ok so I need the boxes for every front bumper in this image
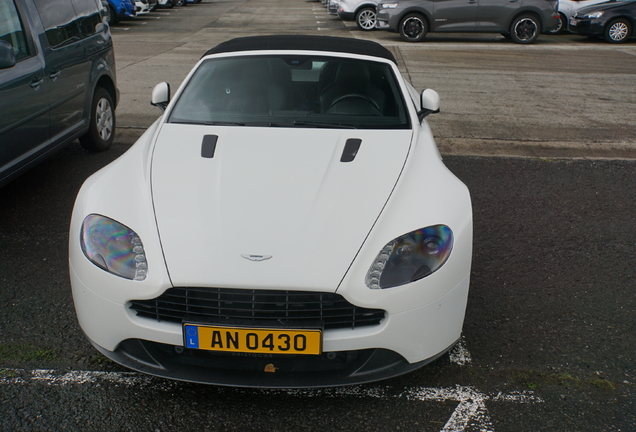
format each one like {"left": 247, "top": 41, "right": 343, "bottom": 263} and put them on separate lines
{"left": 328, "top": 1, "right": 339, "bottom": 14}
{"left": 71, "top": 259, "right": 470, "bottom": 386}
{"left": 567, "top": 18, "right": 604, "bottom": 36}
{"left": 376, "top": 9, "right": 399, "bottom": 32}
{"left": 89, "top": 337, "right": 455, "bottom": 388}
{"left": 337, "top": 10, "right": 355, "bottom": 20}
{"left": 116, "top": 8, "right": 136, "bottom": 19}
{"left": 136, "top": 2, "right": 150, "bottom": 14}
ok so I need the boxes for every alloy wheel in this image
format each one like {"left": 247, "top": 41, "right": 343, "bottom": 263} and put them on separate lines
{"left": 357, "top": 9, "right": 376, "bottom": 31}
{"left": 514, "top": 18, "right": 538, "bottom": 41}
{"left": 96, "top": 97, "right": 114, "bottom": 142}
{"left": 608, "top": 21, "right": 628, "bottom": 42}
{"left": 402, "top": 17, "right": 424, "bottom": 39}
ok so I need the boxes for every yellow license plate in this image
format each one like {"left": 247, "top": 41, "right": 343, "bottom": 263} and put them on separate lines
{"left": 183, "top": 324, "right": 322, "bottom": 355}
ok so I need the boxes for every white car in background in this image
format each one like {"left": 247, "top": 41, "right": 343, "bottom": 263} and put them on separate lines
{"left": 157, "top": 0, "right": 180, "bottom": 7}
{"left": 69, "top": 35, "right": 473, "bottom": 388}
{"left": 550, "top": 0, "right": 610, "bottom": 33}
{"left": 135, "top": 0, "right": 150, "bottom": 15}
{"left": 336, "top": 0, "right": 379, "bottom": 30}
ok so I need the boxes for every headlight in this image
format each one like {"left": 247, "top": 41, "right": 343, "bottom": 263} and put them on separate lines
{"left": 365, "top": 225, "right": 453, "bottom": 289}
{"left": 80, "top": 214, "right": 148, "bottom": 281}
{"left": 380, "top": 2, "right": 399, "bottom": 8}
{"left": 580, "top": 11, "right": 603, "bottom": 19}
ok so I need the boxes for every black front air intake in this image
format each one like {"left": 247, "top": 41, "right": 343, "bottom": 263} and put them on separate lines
{"left": 130, "top": 287, "right": 385, "bottom": 330}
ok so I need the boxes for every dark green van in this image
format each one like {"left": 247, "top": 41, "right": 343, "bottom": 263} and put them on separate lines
{"left": 0, "top": 0, "right": 118, "bottom": 187}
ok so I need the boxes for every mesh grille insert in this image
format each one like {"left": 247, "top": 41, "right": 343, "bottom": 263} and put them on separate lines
{"left": 129, "top": 287, "right": 385, "bottom": 330}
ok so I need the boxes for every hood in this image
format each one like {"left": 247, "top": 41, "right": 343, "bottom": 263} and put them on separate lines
{"left": 577, "top": 0, "right": 634, "bottom": 13}
{"left": 150, "top": 124, "right": 412, "bottom": 291}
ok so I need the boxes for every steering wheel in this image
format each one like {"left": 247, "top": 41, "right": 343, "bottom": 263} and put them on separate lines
{"left": 327, "top": 94, "right": 381, "bottom": 114}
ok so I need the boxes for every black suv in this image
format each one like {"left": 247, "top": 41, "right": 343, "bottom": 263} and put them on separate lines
{"left": 0, "top": 0, "right": 118, "bottom": 187}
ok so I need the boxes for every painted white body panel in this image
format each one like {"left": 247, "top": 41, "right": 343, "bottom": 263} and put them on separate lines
{"left": 70, "top": 260, "right": 469, "bottom": 363}
{"left": 338, "top": 0, "right": 378, "bottom": 15}
{"left": 70, "top": 119, "right": 470, "bottom": 354}
{"left": 151, "top": 124, "right": 412, "bottom": 290}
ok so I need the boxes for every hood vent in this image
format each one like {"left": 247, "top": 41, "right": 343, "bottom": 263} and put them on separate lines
{"left": 341, "top": 138, "right": 362, "bottom": 162}
{"left": 201, "top": 135, "right": 219, "bottom": 158}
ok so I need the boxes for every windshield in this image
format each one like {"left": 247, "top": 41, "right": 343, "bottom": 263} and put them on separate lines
{"left": 168, "top": 55, "right": 411, "bottom": 129}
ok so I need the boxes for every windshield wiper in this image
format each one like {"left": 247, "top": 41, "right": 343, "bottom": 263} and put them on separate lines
{"left": 171, "top": 120, "right": 357, "bottom": 129}
{"left": 170, "top": 120, "right": 247, "bottom": 126}
{"left": 203, "top": 121, "right": 246, "bottom": 126}
{"left": 293, "top": 121, "right": 357, "bottom": 129}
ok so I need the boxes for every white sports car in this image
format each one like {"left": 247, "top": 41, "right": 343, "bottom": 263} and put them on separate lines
{"left": 69, "top": 35, "right": 472, "bottom": 388}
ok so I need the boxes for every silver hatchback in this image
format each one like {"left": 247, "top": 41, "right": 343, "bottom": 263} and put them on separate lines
{"left": 376, "top": 0, "right": 559, "bottom": 43}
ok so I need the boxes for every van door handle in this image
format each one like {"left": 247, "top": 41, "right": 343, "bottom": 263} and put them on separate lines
{"left": 49, "top": 70, "right": 61, "bottom": 80}
{"left": 30, "top": 77, "right": 44, "bottom": 89}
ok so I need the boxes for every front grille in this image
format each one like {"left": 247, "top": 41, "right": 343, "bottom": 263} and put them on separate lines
{"left": 129, "top": 287, "right": 385, "bottom": 330}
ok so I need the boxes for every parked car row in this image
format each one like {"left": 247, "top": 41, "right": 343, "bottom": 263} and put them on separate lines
{"left": 101, "top": 0, "right": 201, "bottom": 24}
{"left": 548, "top": 0, "right": 610, "bottom": 33}
{"left": 325, "top": 0, "right": 636, "bottom": 43}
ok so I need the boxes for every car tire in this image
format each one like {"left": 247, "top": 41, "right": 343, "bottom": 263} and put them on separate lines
{"left": 548, "top": 13, "right": 566, "bottom": 35}
{"left": 510, "top": 14, "right": 540, "bottom": 44}
{"left": 356, "top": 7, "right": 376, "bottom": 31}
{"left": 399, "top": 13, "right": 427, "bottom": 42}
{"left": 604, "top": 19, "right": 631, "bottom": 43}
{"left": 79, "top": 87, "right": 115, "bottom": 152}
{"left": 106, "top": 5, "right": 118, "bottom": 24}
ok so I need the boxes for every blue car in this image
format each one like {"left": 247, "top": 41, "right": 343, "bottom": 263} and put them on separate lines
{"left": 103, "top": 0, "right": 136, "bottom": 24}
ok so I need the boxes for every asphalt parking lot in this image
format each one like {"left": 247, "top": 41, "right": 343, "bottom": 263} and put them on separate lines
{"left": 1, "top": 0, "right": 635, "bottom": 431}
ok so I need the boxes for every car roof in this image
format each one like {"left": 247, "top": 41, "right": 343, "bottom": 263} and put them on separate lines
{"left": 202, "top": 35, "right": 397, "bottom": 65}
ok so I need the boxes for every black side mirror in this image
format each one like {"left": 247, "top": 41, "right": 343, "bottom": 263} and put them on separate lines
{"left": 0, "top": 41, "right": 16, "bottom": 70}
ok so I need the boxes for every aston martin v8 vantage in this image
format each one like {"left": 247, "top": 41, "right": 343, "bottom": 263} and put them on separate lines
{"left": 69, "top": 35, "right": 473, "bottom": 388}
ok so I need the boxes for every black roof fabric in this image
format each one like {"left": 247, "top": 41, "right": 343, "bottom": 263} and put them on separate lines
{"left": 202, "top": 35, "right": 397, "bottom": 64}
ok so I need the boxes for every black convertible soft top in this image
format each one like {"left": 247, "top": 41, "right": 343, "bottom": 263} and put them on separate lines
{"left": 202, "top": 35, "right": 397, "bottom": 64}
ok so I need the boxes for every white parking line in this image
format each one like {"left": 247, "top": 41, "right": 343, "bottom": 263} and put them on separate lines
{"left": 281, "top": 385, "right": 542, "bottom": 432}
{"left": 449, "top": 336, "right": 472, "bottom": 366}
